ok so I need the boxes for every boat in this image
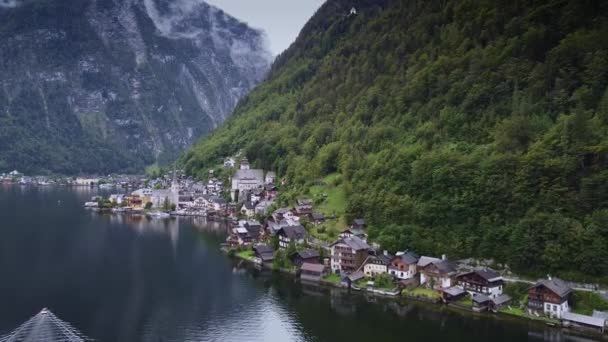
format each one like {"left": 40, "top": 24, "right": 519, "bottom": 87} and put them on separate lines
{"left": 84, "top": 201, "right": 99, "bottom": 208}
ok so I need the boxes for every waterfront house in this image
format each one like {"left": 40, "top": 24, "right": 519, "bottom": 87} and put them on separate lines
{"left": 417, "top": 256, "right": 457, "bottom": 289}
{"left": 330, "top": 236, "right": 371, "bottom": 274}
{"left": 277, "top": 225, "right": 307, "bottom": 248}
{"left": 490, "top": 294, "right": 512, "bottom": 312}
{"left": 362, "top": 252, "right": 392, "bottom": 277}
{"left": 232, "top": 227, "right": 252, "bottom": 245}
{"left": 456, "top": 269, "right": 504, "bottom": 299}
{"left": 528, "top": 278, "right": 572, "bottom": 319}
{"left": 442, "top": 286, "right": 467, "bottom": 303}
{"left": 472, "top": 294, "right": 491, "bottom": 312}
{"left": 300, "top": 263, "right": 327, "bottom": 282}
{"left": 253, "top": 244, "right": 274, "bottom": 265}
{"left": 290, "top": 249, "right": 320, "bottom": 267}
{"left": 210, "top": 196, "right": 227, "bottom": 212}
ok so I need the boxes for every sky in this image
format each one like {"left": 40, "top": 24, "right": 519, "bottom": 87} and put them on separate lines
{"left": 205, "top": 0, "right": 326, "bottom": 55}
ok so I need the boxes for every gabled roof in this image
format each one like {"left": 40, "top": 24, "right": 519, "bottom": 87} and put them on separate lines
{"left": 393, "top": 251, "right": 419, "bottom": 265}
{"left": 417, "top": 256, "right": 441, "bottom": 267}
{"left": 532, "top": 278, "right": 572, "bottom": 297}
{"left": 473, "top": 294, "right": 491, "bottom": 304}
{"left": 491, "top": 294, "right": 512, "bottom": 306}
{"left": 311, "top": 212, "right": 325, "bottom": 220}
{"left": 443, "top": 286, "right": 466, "bottom": 297}
{"left": 301, "top": 262, "right": 325, "bottom": 273}
{"left": 330, "top": 236, "right": 371, "bottom": 251}
{"left": 293, "top": 248, "right": 320, "bottom": 260}
{"left": 254, "top": 244, "right": 273, "bottom": 255}
{"left": 562, "top": 312, "right": 606, "bottom": 328}
{"left": 278, "top": 225, "right": 306, "bottom": 240}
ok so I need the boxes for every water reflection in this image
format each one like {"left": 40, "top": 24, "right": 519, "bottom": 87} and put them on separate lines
{"left": 0, "top": 186, "right": 605, "bottom": 342}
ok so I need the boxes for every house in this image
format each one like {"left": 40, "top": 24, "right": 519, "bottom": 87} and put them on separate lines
{"left": 389, "top": 251, "right": 419, "bottom": 280}
{"left": 351, "top": 218, "right": 365, "bottom": 230}
{"left": 330, "top": 236, "right": 371, "bottom": 274}
{"left": 272, "top": 207, "right": 293, "bottom": 222}
{"left": 265, "top": 171, "right": 276, "bottom": 184}
{"left": 241, "top": 202, "right": 256, "bottom": 218}
{"left": 472, "top": 294, "right": 491, "bottom": 312}
{"left": 442, "top": 286, "right": 467, "bottom": 303}
{"left": 277, "top": 225, "right": 307, "bottom": 248}
{"left": 264, "top": 184, "right": 278, "bottom": 199}
{"left": 231, "top": 220, "right": 263, "bottom": 245}
{"left": 339, "top": 228, "right": 367, "bottom": 241}
{"left": 232, "top": 226, "right": 252, "bottom": 245}
{"left": 417, "top": 256, "right": 457, "bottom": 289}
{"left": 253, "top": 244, "right": 274, "bottom": 265}
{"left": 490, "top": 294, "right": 512, "bottom": 312}
{"left": 311, "top": 212, "right": 325, "bottom": 225}
{"left": 528, "top": 278, "right": 572, "bottom": 319}
{"left": 250, "top": 190, "right": 263, "bottom": 203}
{"left": 210, "top": 196, "right": 227, "bottom": 211}
{"left": 300, "top": 263, "right": 327, "bottom": 282}
{"left": 456, "top": 269, "right": 504, "bottom": 298}
{"left": 239, "top": 158, "right": 250, "bottom": 170}
{"left": 291, "top": 249, "right": 320, "bottom": 267}
{"left": 341, "top": 271, "right": 365, "bottom": 288}
{"left": 362, "top": 252, "right": 392, "bottom": 277}
{"left": 294, "top": 204, "right": 313, "bottom": 217}
{"left": 297, "top": 198, "right": 313, "bottom": 206}
{"left": 254, "top": 200, "right": 274, "bottom": 216}
{"left": 562, "top": 312, "right": 606, "bottom": 333}
{"left": 224, "top": 157, "right": 236, "bottom": 168}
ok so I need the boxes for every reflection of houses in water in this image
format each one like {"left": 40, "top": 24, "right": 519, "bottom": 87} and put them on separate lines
{"left": 527, "top": 329, "right": 595, "bottom": 342}
{"left": 301, "top": 283, "right": 329, "bottom": 298}
{"left": 329, "top": 288, "right": 357, "bottom": 316}
{"left": 386, "top": 301, "right": 415, "bottom": 317}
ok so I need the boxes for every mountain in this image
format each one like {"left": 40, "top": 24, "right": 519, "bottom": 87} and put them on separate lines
{"left": 0, "top": 0, "right": 271, "bottom": 174}
{"left": 183, "top": 0, "right": 608, "bottom": 280}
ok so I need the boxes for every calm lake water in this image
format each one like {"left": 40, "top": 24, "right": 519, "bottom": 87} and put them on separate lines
{"left": 0, "top": 185, "right": 603, "bottom": 341}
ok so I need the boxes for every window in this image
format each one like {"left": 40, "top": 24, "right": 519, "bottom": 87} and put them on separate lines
{"left": 553, "top": 305, "right": 558, "bottom": 311}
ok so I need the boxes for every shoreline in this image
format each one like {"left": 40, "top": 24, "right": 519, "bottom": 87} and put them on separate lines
{"left": 229, "top": 249, "right": 608, "bottom": 340}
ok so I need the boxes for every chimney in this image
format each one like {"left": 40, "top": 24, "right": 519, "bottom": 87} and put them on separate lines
{"left": 442, "top": 254, "right": 447, "bottom": 260}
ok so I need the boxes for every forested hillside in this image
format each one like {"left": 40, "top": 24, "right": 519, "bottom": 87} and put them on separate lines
{"left": 183, "top": 0, "right": 608, "bottom": 280}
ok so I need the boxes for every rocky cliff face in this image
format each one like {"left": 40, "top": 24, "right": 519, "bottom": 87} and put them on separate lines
{"left": 0, "top": 0, "right": 271, "bottom": 174}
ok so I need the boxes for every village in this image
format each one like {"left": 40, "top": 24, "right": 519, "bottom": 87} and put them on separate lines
{"left": 7, "top": 156, "right": 608, "bottom": 336}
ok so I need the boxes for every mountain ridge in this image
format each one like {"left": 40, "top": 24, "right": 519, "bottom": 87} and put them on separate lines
{"left": 184, "top": 0, "right": 608, "bottom": 280}
{"left": 0, "top": 0, "right": 271, "bottom": 174}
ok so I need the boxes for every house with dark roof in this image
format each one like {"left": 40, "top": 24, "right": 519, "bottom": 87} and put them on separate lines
{"left": 330, "top": 236, "right": 372, "bottom": 274}
{"left": 389, "top": 251, "right": 419, "bottom": 280}
{"left": 277, "top": 225, "right": 307, "bottom": 248}
{"left": 339, "top": 227, "right": 367, "bottom": 241}
{"left": 300, "top": 262, "right": 327, "bottom": 282}
{"left": 290, "top": 249, "right": 320, "bottom": 267}
{"left": 417, "top": 256, "right": 458, "bottom": 289}
{"left": 311, "top": 212, "right": 325, "bottom": 225}
{"left": 362, "top": 252, "right": 392, "bottom": 277}
{"left": 456, "top": 269, "right": 504, "bottom": 298}
{"left": 351, "top": 219, "right": 366, "bottom": 230}
{"left": 253, "top": 244, "right": 274, "bottom": 265}
{"left": 528, "top": 278, "right": 572, "bottom": 319}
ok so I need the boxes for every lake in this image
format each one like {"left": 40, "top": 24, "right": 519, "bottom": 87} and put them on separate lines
{"left": 0, "top": 185, "right": 601, "bottom": 341}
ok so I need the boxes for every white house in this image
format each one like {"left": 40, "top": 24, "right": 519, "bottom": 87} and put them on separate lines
{"left": 528, "top": 278, "right": 572, "bottom": 319}
{"left": 265, "top": 171, "right": 276, "bottom": 184}
{"left": 389, "top": 251, "right": 419, "bottom": 280}
{"left": 417, "top": 256, "right": 457, "bottom": 289}
{"left": 362, "top": 253, "right": 392, "bottom": 277}
{"left": 456, "top": 269, "right": 504, "bottom": 299}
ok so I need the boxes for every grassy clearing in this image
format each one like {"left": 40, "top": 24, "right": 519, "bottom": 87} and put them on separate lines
{"left": 403, "top": 287, "right": 441, "bottom": 300}
{"left": 236, "top": 250, "right": 255, "bottom": 261}
{"left": 309, "top": 173, "right": 348, "bottom": 216}
{"left": 323, "top": 273, "right": 342, "bottom": 284}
